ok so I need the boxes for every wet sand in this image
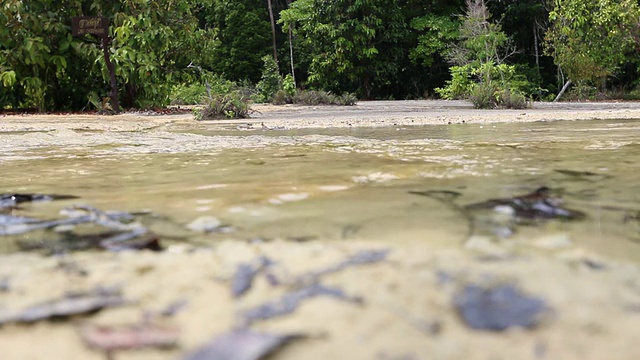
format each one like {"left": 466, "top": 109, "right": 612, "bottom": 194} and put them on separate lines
{"left": 1, "top": 100, "right": 640, "bottom": 360}
{"left": 4, "top": 100, "right": 640, "bottom": 132}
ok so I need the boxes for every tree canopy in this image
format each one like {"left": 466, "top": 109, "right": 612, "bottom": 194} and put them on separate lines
{"left": 1, "top": 0, "right": 639, "bottom": 111}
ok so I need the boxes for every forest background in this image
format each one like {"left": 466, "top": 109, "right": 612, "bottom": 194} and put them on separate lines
{"left": 1, "top": 0, "right": 640, "bottom": 112}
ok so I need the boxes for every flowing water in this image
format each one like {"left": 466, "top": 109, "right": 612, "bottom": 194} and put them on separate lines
{"left": 2, "top": 119, "right": 639, "bottom": 261}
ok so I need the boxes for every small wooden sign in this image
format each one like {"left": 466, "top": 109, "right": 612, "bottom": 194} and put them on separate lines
{"left": 71, "top": 16, "right": 119, "bottom": 113}
{"left": 72, "top": 17, "right": 108, "bottom": 37}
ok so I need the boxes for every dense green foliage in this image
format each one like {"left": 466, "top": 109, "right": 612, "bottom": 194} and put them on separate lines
{"left": 545, "top": 0, "right": 640, "bottom": 90}
{"left": 1, "top": 0, "right": 640, "bottom": 111}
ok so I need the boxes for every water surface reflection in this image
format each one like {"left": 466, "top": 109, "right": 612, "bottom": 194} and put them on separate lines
{"left": 2, "top": 119, "right": 638, "bottom": 260}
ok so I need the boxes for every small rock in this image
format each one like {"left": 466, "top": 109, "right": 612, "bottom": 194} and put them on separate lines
{"left": 464, "top": 236, "right": 510, "bottom": 256}
{"left": 318, "top": 185, "right": 349, "bottom": 192}
{"left": 352, "top": 172, "right": 399, "bottom": 184}
{"left": 183, "top": 329, "right": 303, "bottom": 360}
{"left": 276, "top": 193, "right": 309, "bottom": 202}
{"left": 532, "top": 233, "right": 572, "bottom": 250}
{"left": 0, "top": 276, "right": 9, "bottom": 292}
{"left": 186, "top": 216, "right": 222, "bottom": 233}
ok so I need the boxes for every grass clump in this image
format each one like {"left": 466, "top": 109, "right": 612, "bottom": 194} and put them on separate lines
{"left": 194, "top": 91, "right": 253, "bottom": 120}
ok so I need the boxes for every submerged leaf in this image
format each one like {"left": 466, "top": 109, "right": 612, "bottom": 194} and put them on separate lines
{"left": 453, "top": 283, "right": 550, "bottom": 331}
{"left": 183, "top": 329, "right": 304, "bottom": 360}
{"left": 80, "top": 323, "right": 180, "bottom": 351}
{"left": 466, "top": 187, "right": 586, "bottom": 221}
{"left": 0, "top": 288, "right": 128, "bottom": 325}
{"left": 242, "top": 284, "right": 362, "bottom": 325}
{"left": 0, "top": 193, "right": 78, "bottom": 208}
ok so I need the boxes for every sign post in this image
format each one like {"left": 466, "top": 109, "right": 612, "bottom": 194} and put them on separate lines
{"left": 72, "top": 16, "right": 120, "bottom": 113}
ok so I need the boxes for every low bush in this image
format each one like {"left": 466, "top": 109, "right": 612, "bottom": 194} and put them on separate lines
{"left": 292, "top": 90, "right": 357, "bottom": 106}
{"left": 270, "top": 89, "right": 356, "bottom": 106}
{"left": 170, "top": 83, "right": 207, "bottom": 105}
{"left": 565, "top": 83, "right": 597, "bottom": 101}
{"left": 469, "top": 82, "right": 498, "bottom": 109}
{"left": 495, "top": 88, "right": 529, "bottom": 109}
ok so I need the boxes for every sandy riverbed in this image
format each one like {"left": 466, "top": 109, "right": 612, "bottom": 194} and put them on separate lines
{"left": 1, "top": 100, "right": 640, "bottom": 360}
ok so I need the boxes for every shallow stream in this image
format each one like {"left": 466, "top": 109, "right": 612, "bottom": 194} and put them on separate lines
{"left": 2, "top": 119, "right": 639, "bottom": 261}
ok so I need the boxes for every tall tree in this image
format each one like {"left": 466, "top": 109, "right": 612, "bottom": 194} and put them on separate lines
{"left": 266, "top": 0, "right": 279, "bottom": 64}
{"left": 280, "top": 0, "right": 408, "bottom": 98}
{"left": 203, "top": 0, "right": 272, "bottom": 82}
{"left": 545, "top": 0, "right": 640, "bottom": 94}
{"left": 0, "top": 0, "right": 217, "bottom": 110}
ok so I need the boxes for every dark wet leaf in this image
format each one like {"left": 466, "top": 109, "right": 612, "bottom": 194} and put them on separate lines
{"left": 99, "top": 229, "right": 162, "bottom": 252}
{"left": 466, "top": 187, "right": 586, "bottom": 221}
{"left": 0, "top": 193, "right": 78, "bottom": 208}
{"left": 0, "top": 288, "right": 128, "bottom": 325}
{"left": 8, "top": 205, "right": 160, "bottom": 253}
{"left": 232, "top": 263, "right": 260, "bottom": 298}
{"left": 581, "top": 258, "right": 607, "bottom": 271}
{"left": 408, "top": 190, "right": 462, "bottom": 202}
{"left": 554, "top": 169, "right": 612, "bottom": 181}
{"left": 80, "top": 323, "right": 180, "bottom": 351}
{"left": 453, "top": 284, "right": 550, "bottom": 331}
{"left": 231, "top": 257, "right": 275, "bottom": 298}
{"left": 157, "top": 300, "right": 189, "bottom": 318}
{"left": 623, "top": 211, "right": 640, "bottom": 223}
{"left": 0, "top": 276, "right": 9, "bottom": 292}
{"left": 0, "top": 214, "right": 40, "bottom": 225}
{"left": 16, "top": 229, "right": 161, "bottom": 254}
{"left": 183, "top": 329, "right": 304, "bottom": 360}
{"left": 293, "top": 249, "right": 389, "bottom": 285}
{"left": 1, "top": 216, "right": 89, "bottom": 236}
{"left": 242, "top": 284, "right": 362, "bottom": 325}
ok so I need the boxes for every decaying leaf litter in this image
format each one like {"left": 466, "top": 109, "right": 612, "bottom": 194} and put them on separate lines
{"left": 1, "top": 189, "right": 640, "bottom": 360}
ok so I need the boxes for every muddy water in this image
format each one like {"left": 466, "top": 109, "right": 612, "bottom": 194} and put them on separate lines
{"left": 2, "top": 119, "right": 639, "bottom": 261}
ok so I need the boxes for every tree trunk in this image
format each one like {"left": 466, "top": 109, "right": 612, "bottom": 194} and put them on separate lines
{"left": 554, "top": 79, "right": 572, "bottom": 102}
{"left": 288, "top": 25, "right": 296, "bottom": 85}
{"left": 286, "top": 0, "right": 295, "bottom": 85}
{"left": 102, "top": 36, "right": 120, "bottom": 113}
{"left": 266, "top": 0, "right": 278, "bottom": 64}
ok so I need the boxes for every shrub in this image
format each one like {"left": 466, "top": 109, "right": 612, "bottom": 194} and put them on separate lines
{"left": 565, "top": 83, "right": 597, "bottom": 101}
{"left": 272, "top": 90, "right": 292, "bottom": 105}
{"left": 495, "top": 88, "right": 529, "bottom": 109}
{"left": 335, "top": 92, "right": 358, "bottom": 106}
{"left": 282, "top": 74, "right": 296, "bottom": 96}
{"left": 170, "top": 83, "right": 207, "bottom": 105}
{"left": 256, "top": 55, "right": 282, "bottom": 103}
{"left": 435, "top": 65, "right": 475, "bottom": 99}
{"left": 194, "top": 91, "right": 253, "bottom": 120}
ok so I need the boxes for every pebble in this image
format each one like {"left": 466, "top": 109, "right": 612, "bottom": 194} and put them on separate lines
{"left": 532, "top": 233, "right": 572, "bottom": 250}
{"left": 186, "top": 216, "right": 222, "bottom": 233}
{"left": 276, "top": 193, "right": 309, "bottom": 202}
{"left": 319, "top": 185, "right": 349, "bottom": 192}
{"left": 465, "top": 236, "right": 510, "bottom": 256}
